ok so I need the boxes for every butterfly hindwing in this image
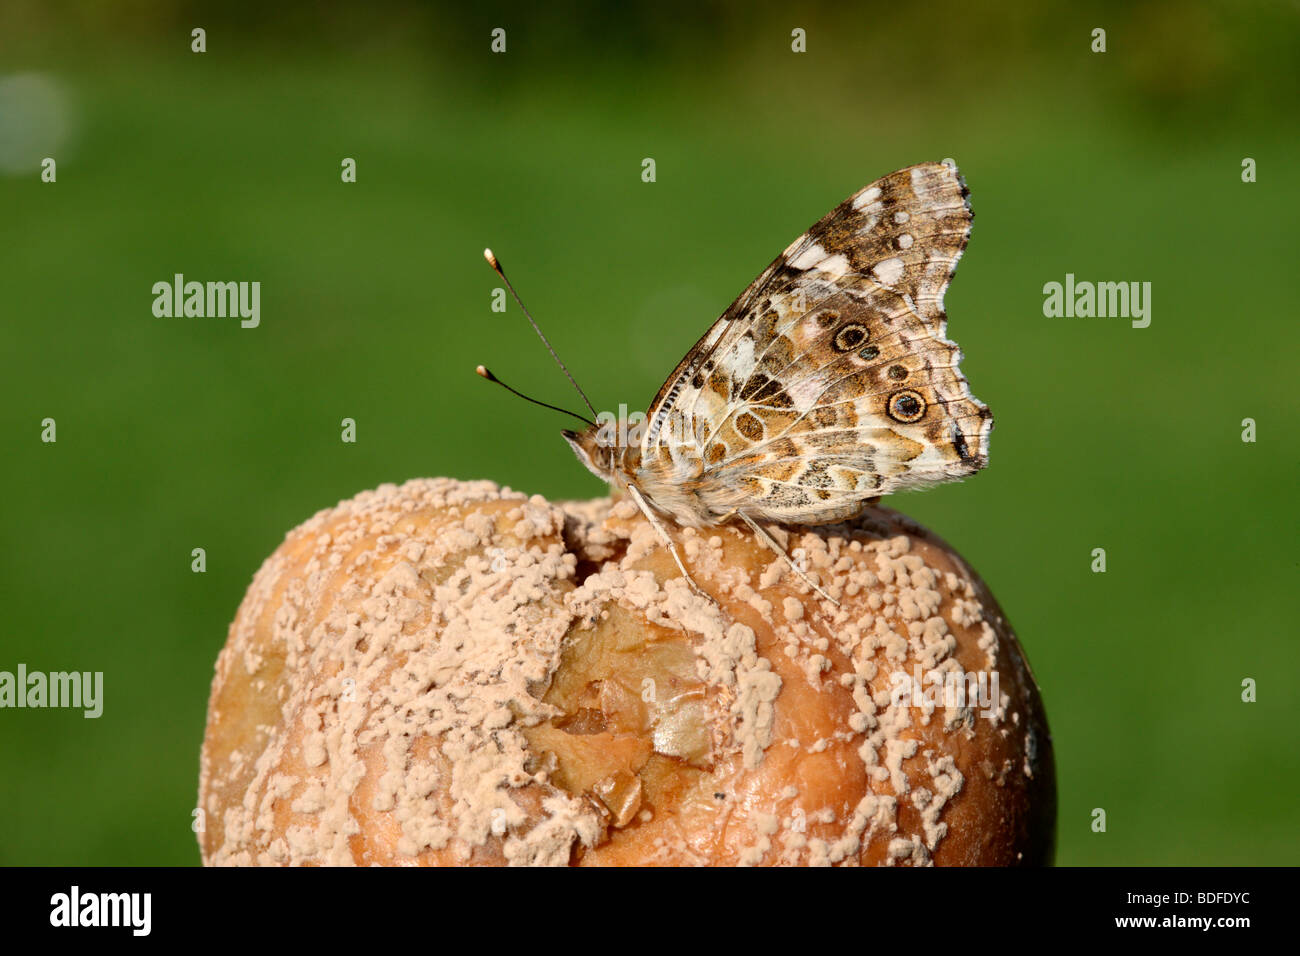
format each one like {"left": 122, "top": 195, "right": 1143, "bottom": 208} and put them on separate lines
{"left": 635, "top": 161, "right": 991, "bottom": 525}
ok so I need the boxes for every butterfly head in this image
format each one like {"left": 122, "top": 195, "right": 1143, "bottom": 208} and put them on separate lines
{"left": 561, "top": 426, "right": 623, "bottom": 483}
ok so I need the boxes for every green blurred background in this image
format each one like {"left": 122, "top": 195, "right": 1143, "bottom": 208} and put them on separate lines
{"left": 1, "top": 1, "right": 1296, "bottom": 865}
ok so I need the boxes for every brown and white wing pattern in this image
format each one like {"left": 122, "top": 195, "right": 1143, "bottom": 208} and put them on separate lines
{"left": 633, "top": 161, "right": 992, "bottom": 525}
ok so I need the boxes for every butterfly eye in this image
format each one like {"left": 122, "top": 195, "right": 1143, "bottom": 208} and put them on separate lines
{"left": 888, "top": 389, "right": 926, "bottom": 423}
{"left": 832, "top": 324, "right": 869, "bottom": 352}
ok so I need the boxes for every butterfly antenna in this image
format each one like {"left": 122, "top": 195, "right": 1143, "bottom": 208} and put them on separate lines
{"left": 483, "top": 248, "right": 599, "bottom": 420}
{"left": 475, "top": 365, "right": 596, "bottom": 428}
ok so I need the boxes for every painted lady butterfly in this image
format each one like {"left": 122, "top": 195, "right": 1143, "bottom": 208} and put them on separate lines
{"left": 483, "top": 161, "right": 991, "bottom": 604}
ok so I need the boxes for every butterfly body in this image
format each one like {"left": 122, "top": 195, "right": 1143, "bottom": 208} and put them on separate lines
{"left": 563, "top": 161, "right": 992, "bottom": 538}
{"left": 563, "top": 426, "right": 718, "bottom": 528}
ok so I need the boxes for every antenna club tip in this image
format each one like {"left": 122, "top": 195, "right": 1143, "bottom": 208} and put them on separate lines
{"left": 475, "top": 364, "right": 495, "bottom": 381}
{"left": 483, "top": 248, "right": 499, "bottom": 269}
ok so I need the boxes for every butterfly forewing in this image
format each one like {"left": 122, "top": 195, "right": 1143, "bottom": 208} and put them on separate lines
{"left": 633, "top": 161, "right": 991, "bottom": 526}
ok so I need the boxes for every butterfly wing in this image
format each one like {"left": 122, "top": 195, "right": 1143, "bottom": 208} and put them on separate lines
{"left": 636, "top": 161, "right": 991, "bottom": 525}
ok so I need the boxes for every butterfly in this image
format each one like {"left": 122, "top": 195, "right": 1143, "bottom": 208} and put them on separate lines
{"left": 481, "top": 161, "right": 991, "bottom": 605}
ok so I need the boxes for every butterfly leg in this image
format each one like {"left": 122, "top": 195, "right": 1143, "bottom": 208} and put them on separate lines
{"left": 625, "top": 484, "right": 716, "bottom": 604}
{"left": 736, "top": 512, "right": 840, "bottom": 607}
